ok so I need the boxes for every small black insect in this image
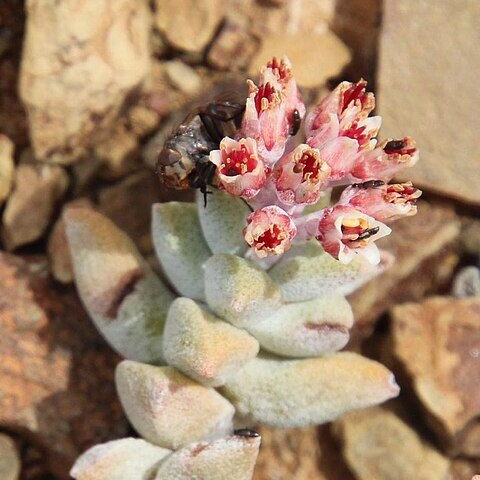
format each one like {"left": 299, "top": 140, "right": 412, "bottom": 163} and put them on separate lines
{"left": 356, "top": 226, "right": 380, "bottom": 241}
{"left": 157, "top": 97, "right": 245, "bottom": 206}
{"left": 384, "top": 139, "right": 405, "bottom": 151}
{"left": 289, "top": 108, "right": 302, "bottom": 136}
{"left": 234, "top": 428, "right": 261, "bottom": 438}
{"left": 351, "top": 180, "right": 385, "bottom": 189}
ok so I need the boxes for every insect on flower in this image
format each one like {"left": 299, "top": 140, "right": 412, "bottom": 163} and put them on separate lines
{"left": 156, "top": 96, "right": 246, "bottom": 206}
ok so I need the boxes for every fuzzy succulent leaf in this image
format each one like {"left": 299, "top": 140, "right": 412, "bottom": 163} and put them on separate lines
{"left": 197, "top": 190, "right": 250, "bottom": 256}
{"left": 154, "top": 435, "right": 260, "bottom": 480}
{"left": 221, "top": 353, "right": 399, "bottom": 428}
{"left": 152, "top": 202, "right": 211, "bottom": 301}
{"left": 247, "top": 295, "right": 353, "bottom": 357}
{"left": 268, "top": 240, "right": 390, "bottom": 302}
{"left": 163, "top": 298, "right": 259, "bottom": 387}
{"left": 204, "top": 254, "right": 282, "bottom": 328}
{"left": 70, "top": 438, "right": 171, "bottom": 480}
{"left": 115, "top": 361, "right": 235, "bottom": 449}
{"left": 64, "top": 208, "right": 174, "bottom": 363}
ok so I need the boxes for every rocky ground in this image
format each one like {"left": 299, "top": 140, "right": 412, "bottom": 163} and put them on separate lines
{"left": 0, "top": 0, "right": 479, "bottom": 479}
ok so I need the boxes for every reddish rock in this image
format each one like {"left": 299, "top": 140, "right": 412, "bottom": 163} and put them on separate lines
{"left": 348, "top": 201, "right": 460, "bottom": 344}
{"left": 0, "top": 253, "right": 127, "bottom": 479}
{"left": 392, "top": 296, "right": 480, "bottom": 454}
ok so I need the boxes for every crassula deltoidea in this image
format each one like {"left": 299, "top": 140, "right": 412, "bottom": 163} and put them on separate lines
{"left": 69, "top": 56, "right": 421, "bottom": 479}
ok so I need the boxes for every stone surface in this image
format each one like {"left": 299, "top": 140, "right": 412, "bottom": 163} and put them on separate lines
{"left": 0, "top": 134, "right": 14, "bottom": 206}
{"left": 249, "top": 30, "right": 351, "bottom": 88}
{"left": 254, "top": 425, "right": 354, "bottom": 480}
{"left": 378, "top": 0, "right": 480, "bottom": 205}
{"left": 0, "top": 434, "right": 20, "bottom": 480}
{"left": 95, "top": 125, "right": 140, "bottom": 180}
{"left": 48, "top": 198, "right": 94, "bottom": 284}
{"left": 334, "top": 407, "right": 451, "bottom": 480}
{"left": 0, "top": 2, "right": 29, "bottom": 148}
{"left": 165, "top": 61, "right": 202, "bottom": 96}
{"left": 207, "top": 17, "right": 259, "bottom": 71}
{"left": 348, "top": 201, "right": 460, "bottom": 343}
{"left": 392, "top": 297, "right": 480, "bottom": 453}
{"left": 0, "top": 253, "right": 127, "bottom": 479}
{"left": 153, "top": 0, "right": 224, "bottom": 53}
{"left": 2, "top": 162, "right": 69, "bottom": 250}
{"left": 20, "top": 0, "right": 151, "bottom": 163}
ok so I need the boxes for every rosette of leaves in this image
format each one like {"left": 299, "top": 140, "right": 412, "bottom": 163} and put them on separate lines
{"left": 67, "top": 190, "right": 399, "bottom": 480}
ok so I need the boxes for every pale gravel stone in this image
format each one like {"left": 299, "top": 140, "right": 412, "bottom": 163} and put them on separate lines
{"left": 379, "top": 0, "right": 480, "bottom": 205}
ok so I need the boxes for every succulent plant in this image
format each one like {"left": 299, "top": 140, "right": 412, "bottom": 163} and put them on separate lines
{"left": 68, "top": 57, "right": 420, "bottom": 479}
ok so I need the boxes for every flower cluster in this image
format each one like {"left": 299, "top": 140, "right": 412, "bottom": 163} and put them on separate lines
{"left": 209, "top": 56, "right": 421, "bottom": 264}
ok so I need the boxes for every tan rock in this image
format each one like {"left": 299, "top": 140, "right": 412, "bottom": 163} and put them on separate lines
{"left": 20, "top": 0, "right": 151, "bottom": 163}
{"left": 0, "top": 254, "right": 127, "bottom": 478}
{"left": 48, "top": 198, "right": 94, "bottom": 284}
{"left": 249, "top": 30, "right": 351, "bottom": 88}
{"left": 2, "top": 162, "right": 69, "bottom": 250}
{"left": 378, "top": 0, "right": 480, "bottom": 205}
{"left": 334, "top": 407, "right": 451, "bottom": 480}
{"left": 348, "top": 201, "right": 460, "bottom": 343}
{"left": 95, "top": 125, "right": 140, "bottom": 180}
{"left": 254, "top": 425, "right": 354, "bottom": 480}
{"left": 153, "top": 0, "right": 224, "bottom": 53}
{"left": 0, "top": 134, "right": 14, "bottom": 206}
{"left": 207, "top": 17, "right": 260, "bottom": 71}
{"left": 0, "top": 434, "right": 20, "bottom": 480}
{"left": 457, "top": 419, "right": 480, "bottom": 457}
{"left": 165, "top": 60, "right": 202, "bottom": 96}
{"left": 460, "top": 217, "right": 480, "bottom": 256}
{"left": 392, "top": 297, "right": 480, "bottom": 453}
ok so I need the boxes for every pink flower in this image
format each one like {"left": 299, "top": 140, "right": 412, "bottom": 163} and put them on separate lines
{"left": 351, "top": 137, "right": 419, "bottom": 181}
{"left": 305, "top": 80, "right": 379, "bottom": 149}
{"left": 241, "top": 69, "right": 289, "bottom": 164}
{"left": 316, "top": 205, "right": 391, "bottom": 264}
{"left": 273, "top": 144, "right": 331, "bottom": 205}
{"left": 210, "top": 137, "right": 266, "bottom": 198}
{"left": 340, "top": 181, "right": 422, "bottom": 223}
{"left": 264, "top": 56, "right": 306, "bottom": 135}
{"left": 244, "top": 206, "right": 297, "bottom": 258}
{"left": 304, "top": 80, "right": 381, "bottom": 182}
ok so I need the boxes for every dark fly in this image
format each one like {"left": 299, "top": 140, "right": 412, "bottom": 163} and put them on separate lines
{"left": 156, "top": 98, "right": 245, "bottom": 206}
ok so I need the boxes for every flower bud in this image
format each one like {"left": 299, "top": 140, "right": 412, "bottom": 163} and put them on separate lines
{"left": 317, "top": 205, "right": 391, "bottom": 265}
{"left": 244, "top": 206, "right": 297, "bottom": 258}
{"left": 210, "top": 137, "right": 266, "bottom": 198}
{"left": 273, "top": 144, "right": 331, "bottom": 205}
{"left": 241, "top": 69, "right": 289, "bottom": 164}
{"left": 305, "top": 80, "right": 378, "bottom": 149}
{"left": 264, "top": 55, "right": 306, "bottom": 135}
{"left": 340, "top": 181, "right": 422, "bottom": 223}
{"left": 351, "top": 137, "right": 419, "bottom": 181}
